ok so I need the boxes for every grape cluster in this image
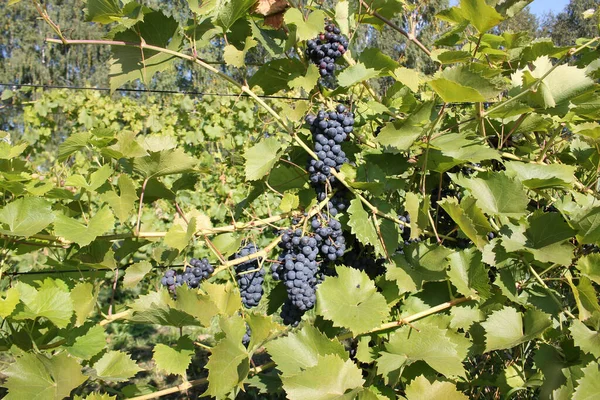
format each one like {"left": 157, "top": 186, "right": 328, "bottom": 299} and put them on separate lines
{"left": 343, "top": 243, "right": 385, "bottom": 279}
{"left": 242, "top": 324, "right": 251, "bottom": 348}
{"left": 234, "top": 244, "right": 265, "bottom": 308}
{"left": 272, "top": 228, "right": 320, "bottom": 311}
{"left": 160, "top": 258, "right": 214, "bottom": 292}
{"left": 312, "top": 217, "right": 346, "bottom": 262}
{"left": 306, "top": 23, "right": 348, "bottom": 77}
{"left": 305, "top": 104, "right": 353, "bottom": 190}
{"left": 280, "top": 299, "right": 305, "bottom": 327}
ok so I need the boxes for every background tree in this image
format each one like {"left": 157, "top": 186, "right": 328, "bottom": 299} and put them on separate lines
{"left": 541, "top": 0, "right": 599, "bottom": 45}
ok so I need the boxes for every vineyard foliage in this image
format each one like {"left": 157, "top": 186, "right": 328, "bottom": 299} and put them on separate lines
{"left": 0, "top": 0, "right": 600, "bottom": 399}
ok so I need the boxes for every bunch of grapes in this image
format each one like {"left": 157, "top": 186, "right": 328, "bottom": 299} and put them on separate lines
{"left": 305, "top": 104, "right": 353, "bottom": 189}
{"left": 234, "top": 244, "right": 265, "bottom": 308}
{"left": 272, "top": 228, "right": 320, "bottom": 312}
{"left": 306, "top": 23, "right": 349, "bottom": 77}
{"left": 312, "top": 217, "right": 346, "bottom": 262}
{"left": 242, "top": 324, "right": 251, "bottom": 348}
{"left": 160, "top": 258, "right": 214, "bottom": 292}
{"left": 343, "top": 243, "right": 385, "bottom": 279}
{"left": 280, "top": 299, "right": 305, "bottom": 327}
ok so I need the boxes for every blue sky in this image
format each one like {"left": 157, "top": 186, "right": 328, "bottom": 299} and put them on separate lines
{"left": 449, "top": 0, "right": 570, "bottom": 16}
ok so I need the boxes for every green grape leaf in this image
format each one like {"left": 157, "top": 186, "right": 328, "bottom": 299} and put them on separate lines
{"left": 245, "top": 313, "right": 283, "bottom": 352}
{"left": 447, "top": 248, "right": 491, "bottom": 300}
{"left": 281, "top": 354, "right": 364, "bottom": 400}
{"left": 54, "top": 206, "right": 115, "bottom": 246}
{"left": 428, "top": 132, "right": 500, "bottom": 170}
{"left": 86, "top": 0, "right": 123, "bottom": 24}
{"left": 505, "top": 162, "right": 577, "bottom": 189}
{"left": 265, "top": 325, "right": 347, "bottom": 377}
{"left": 575, "top": 253, "right": 600, "bottom": 285}
{"left": 153, "top": 338, "right": 195, "bottom": 377}
{"left": 337, "top": 63, "right": 380, "bottom": 87}
{"left": 570, "top": 320, "right": 600, "bottom": 358}
{"left": 284, "top": 9, "right": 326, "bottom": 41}
{"left": 174, "top": 287, "right": 221, "bottom": 326}
{"left": 250, "top": 21, "right": 286, "bottom": 56}
{"left": 316, "top": 267, "right": 389, "bottom": 335}
{"left": 164, "top": 217, "right": 197, "bottom": 251}
{"left": 58, "top": 132, "right": 92, "bottom": 162}
{"left": 211, "top": 233, "right": 243, "bottom": 259}
{"left": 14, "top": 281, "right": 74, "bottom": 328}
{"left": 128, "top": 288, "right": 202, "bottom": 327}
{"left": 449, "top": 303, "right": 485, "bottom": 330}
{"left": 0, "top": 287, "right": 20, "bottom": 318}
{"left": 376, "top": 101, "right": 434, "bottom": 152}
{"left": 452, "top": 171, "right": 529, "bottom": 217}
{"left": 99, "top": 175, "right": 138, "bottom": 222}
{"left": 385, "top": 322, "right": 467, "bottom": 378}
{"left": 132, "top": 148, "right": 197, "bottom": 178}
{"left": 65, "top": 164, "right": 112, "bottom": 192}
{"left": 93, "top": 351, "right": 143, "bottom": 382}
{"left": 3, "top": 353, "right": 87, "bottom": 400}
{"left": 71, "top": 282, "right": 97, "bottom": 326}
{"left": 430, "top": 66, "right": 504, "bottom": 102}
{"left": 223, "top": 38, "right": 257, "bottom": 68}
{"left": 439, "top": 197, "right": 490, "bottom": 249}
{"left": 347, "top": 199, "right": 382, "bottom": 255}
{"left": 573, "top": 362, "right": 600, "bottom": 400}
{"left": 481, "top": 307, "right": 551, "bottom": 352}
{"left": 0, "top": 141, "right": 28, "bottom": 160}
{"left": 459, "top": 0, "right": 504, "bottom": 33}
{"left": 244, "top": 138, "right": 283, "bottom": 181}
{"left": 109, "top": 12, "right": 183, "bottom": 90}
{"left": 386, "top": 244, "right": 451, "bottom": 294}
{"left": 405, "top": 375, "right": 469, "bottom": 400}
{"left": 0, "top": 197, "right": 55, "bottom": 237}
{"left": 202, "top": 281, "right": 243, "bottom": 317}
{"left": 67, "top": 325, "right": 107, "bottom": 360}
{"left": 404, "top": 192, "right": 426, "bottom": 239}
{"left": 358, "top": 48, "right": 399, "bottom": 74}
{"left": 76, "top": 394, "right": 116, "bottom": 400}
{"left": 109, "top": 11, "right": 182, "bottom": 90}
{"left": 248, "top": 59, "right": 305, "bottom": 95}
{"left": 204, "top": 315, "right": 249, "bottom": 398}
{"left": 391, "top": 67, "right": 420, "bottom": 92}
{"left": 523, "top": 211, "right": 576, "bottom": 265}
{"left": 512, "top": 56, "right": 595, "bottom": 109}
{"left": 279, "top": 191, "right": 300, "bottom": 212}
{"left": 123, "top": 261, "right": 153, "bottom": 289}
{"left": 574, "top": 277, "right": 600, "bottom": 320}
{"left": 289, "top": 64, "right": 320, "bottom": 92}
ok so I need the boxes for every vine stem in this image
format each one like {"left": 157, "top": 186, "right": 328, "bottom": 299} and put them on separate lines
{"left": 99, "top": 310, "right": 131, "bottom": 326}
{"left": 129, "top": 361, "right": 276, "bottom": 400}
{"left": 337, "top": 296, "right": 472, "bottom": 340}
{"left": 135, "top": 177, "right": 149, "bottom": 235}
{"left": 0, "top": 212, "right": 295, "bottom": 244}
